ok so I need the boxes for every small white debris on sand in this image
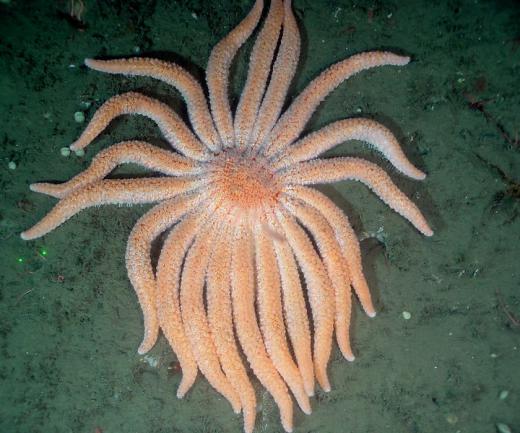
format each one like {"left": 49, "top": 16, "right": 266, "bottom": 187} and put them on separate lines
{"left": 445, "top": 414, "right": 458, "bottom": 425}
{"left": 496, "top": 423, "right": 512, "bottom": 433}
{"left": 499, "top": 390, "right": 509, "bottom": 400}
{"left": 74, "top": 111, "right": 85, "bottom": 123}
{"left": 142, "top": 355, "right": 159, "bottom": 368}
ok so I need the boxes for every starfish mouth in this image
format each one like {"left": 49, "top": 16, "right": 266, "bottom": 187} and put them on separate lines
{"left": 206, "top": 148, "right": 282, "bottom": 214}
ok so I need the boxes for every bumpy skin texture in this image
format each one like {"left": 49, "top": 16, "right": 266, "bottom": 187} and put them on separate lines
{"left": 21, "top": 1, "right": 432, "bottom": 432}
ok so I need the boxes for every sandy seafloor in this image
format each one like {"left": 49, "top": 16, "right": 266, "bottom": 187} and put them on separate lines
{"left": 0, "top": 0, "right": 519, "bottom": 432}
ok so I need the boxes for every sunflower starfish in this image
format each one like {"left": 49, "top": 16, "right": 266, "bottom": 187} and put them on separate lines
{"left": 21, "top": 0, "right": 432, "bottom": 431}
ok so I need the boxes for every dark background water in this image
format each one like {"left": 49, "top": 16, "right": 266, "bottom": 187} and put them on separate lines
{"left": 1, "top": 0, "right": 519, "bottom": 432}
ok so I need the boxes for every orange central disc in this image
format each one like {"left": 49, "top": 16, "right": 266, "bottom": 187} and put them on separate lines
{"left": 208, "top": 149, "right": 282, "bottom": 212}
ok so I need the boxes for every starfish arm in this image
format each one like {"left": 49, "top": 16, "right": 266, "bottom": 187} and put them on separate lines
{"left": 283, "top": 198, "right": 354, "bottom": 361}
{"left": 126, "top": 194, "right": 201, "bottom": 355}
{"left": 156, "top": 213, "right": 201, "bottom": 398}
{"left": 234, "top": 0, "right": 283, "bottom": 148}
{"left": 31, "top": 141, "right": 200, "bottom": 199}
{"left": 84, "top": 58, "right": 220, "bottom": 151}
{"left": 206, "top": 0, "right": 263, "bottom": 147}
{"left": 181, "top": 225, "right": 242, "bottom": 414}
{"left": 282, "top": 157, "right": 433, "bottom": 236}
{"left": 275, "top": 118, "right": 426, "bottom": 180}
{"left": 284, "top": 185, "right": 375, "bottom": 317}
{"left": 250, "top": 0, "right": 301, "bottom": 148}
{"left": 254, "top": 220, "right": 311, "bottom": 415}
{"left": 264, "top": 51, "right": 410, "bottom": 157}
{"left": 271, "top": 227, "right": 315, "bottom": 397}
{"left": 275, "top": 210, "right": 335, "bottom": 392}
{"left": 207, "top": 226, "right": 257, "bottom": 433}
{"left": 70, "top": 92, "right": 209, "bottom": 161}
{"left": 231, "top": 224, "right": 294, "bottom": 433}
{"left": 20, "top": 177, "right": 200, "bottom": 241}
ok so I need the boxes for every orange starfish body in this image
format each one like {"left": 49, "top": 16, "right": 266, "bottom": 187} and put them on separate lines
{"left": 22, "top": 1, "right": 432, "bottom": 432}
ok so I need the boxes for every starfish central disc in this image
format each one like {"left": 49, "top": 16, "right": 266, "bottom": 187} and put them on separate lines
{"left": 208, "top": 149, "right": 282, "bottom": 211}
